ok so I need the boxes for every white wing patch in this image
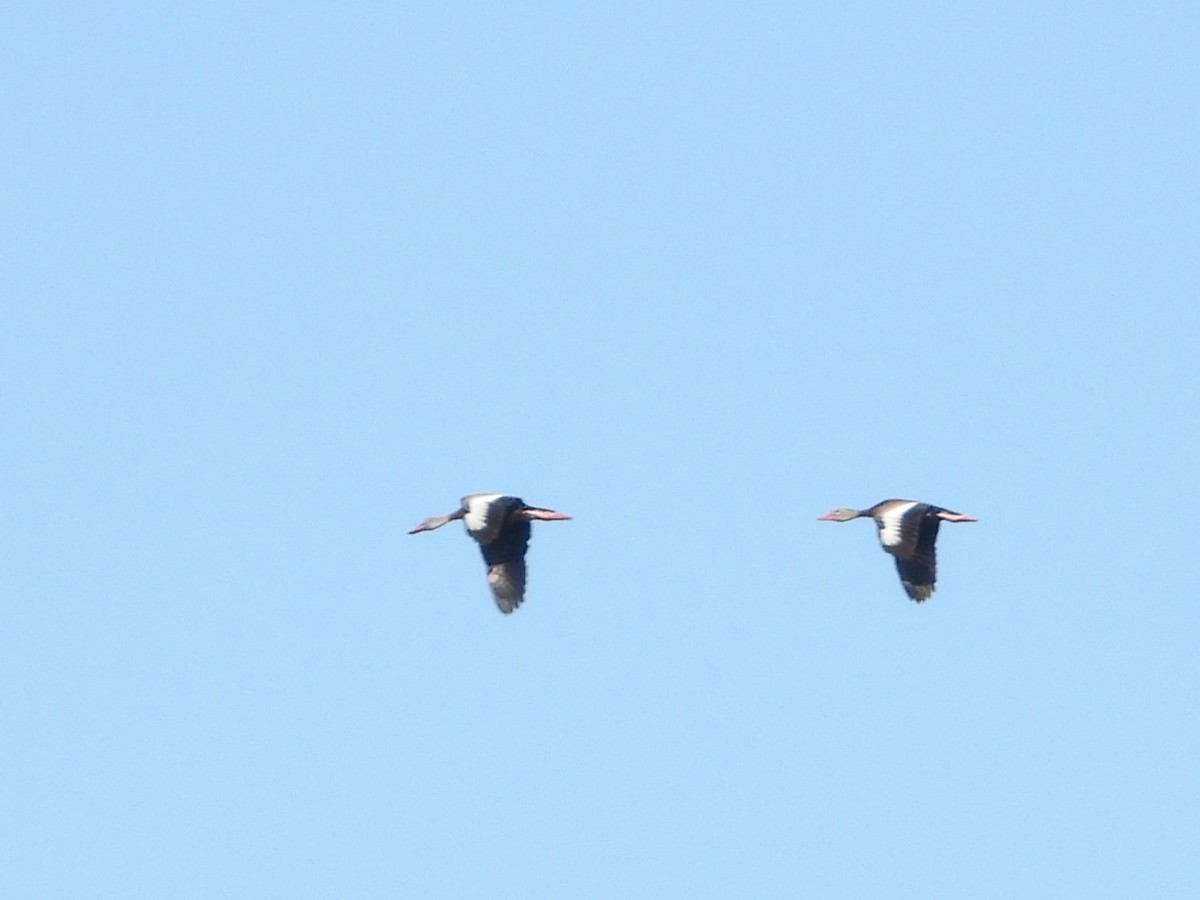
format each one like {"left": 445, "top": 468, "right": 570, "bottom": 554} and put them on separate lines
{"left": 462, "top": 493, "right": 509, "bottom": 541}
{"left": 876, "top": 501, "right": 919, "bottom": 549}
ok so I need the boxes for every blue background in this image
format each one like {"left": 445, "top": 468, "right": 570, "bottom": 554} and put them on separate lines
{"left": 4, "top": 3, "right": 1197, "bottom": 896}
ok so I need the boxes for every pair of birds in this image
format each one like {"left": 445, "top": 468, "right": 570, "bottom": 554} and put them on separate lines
{"left": 410, "top": 494, "right": 978, "bottom": 613}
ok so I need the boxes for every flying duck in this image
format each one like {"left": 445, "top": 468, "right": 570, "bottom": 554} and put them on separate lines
{"left": 408, "top": 493, "right": 571, "bottom": 613}
{"left": 818, "top": 499, "right": 977, "bottom": 601}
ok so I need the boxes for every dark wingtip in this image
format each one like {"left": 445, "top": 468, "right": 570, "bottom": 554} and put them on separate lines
{"left": 903, "top": 582, "right": 935, "bottom": 602}
{"left": 494, "top": 596, "right": 523, "bottom": 615}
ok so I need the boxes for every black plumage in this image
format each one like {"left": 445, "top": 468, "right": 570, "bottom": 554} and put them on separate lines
{"left": 892, "top": 509, "right": 942, "bottom": 601}
{"left": 478, "top": 503, "right": 532, "bottom": 614}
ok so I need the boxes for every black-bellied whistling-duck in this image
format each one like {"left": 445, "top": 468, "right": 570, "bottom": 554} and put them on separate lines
{"left": 818, "top": 499, "right": 977, "bottom": 602}
{"left": 408, "top": 493, "right": 571, "bottom": 614}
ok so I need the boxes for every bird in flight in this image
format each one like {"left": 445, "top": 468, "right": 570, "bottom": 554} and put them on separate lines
{"left": 409, "top": 493, "right": 571, "bottom": 613}
{"left": 818, "top": 499, "right": 977, "bottom": 601}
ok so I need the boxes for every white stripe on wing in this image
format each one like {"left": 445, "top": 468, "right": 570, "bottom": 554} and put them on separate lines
{"left": 877, "top": 501, "right": 919, "bottom": 548}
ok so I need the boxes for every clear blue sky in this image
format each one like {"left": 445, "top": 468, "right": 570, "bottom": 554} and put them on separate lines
{"left": 4, "top": 2, "right": 1198, "bottom": 897}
